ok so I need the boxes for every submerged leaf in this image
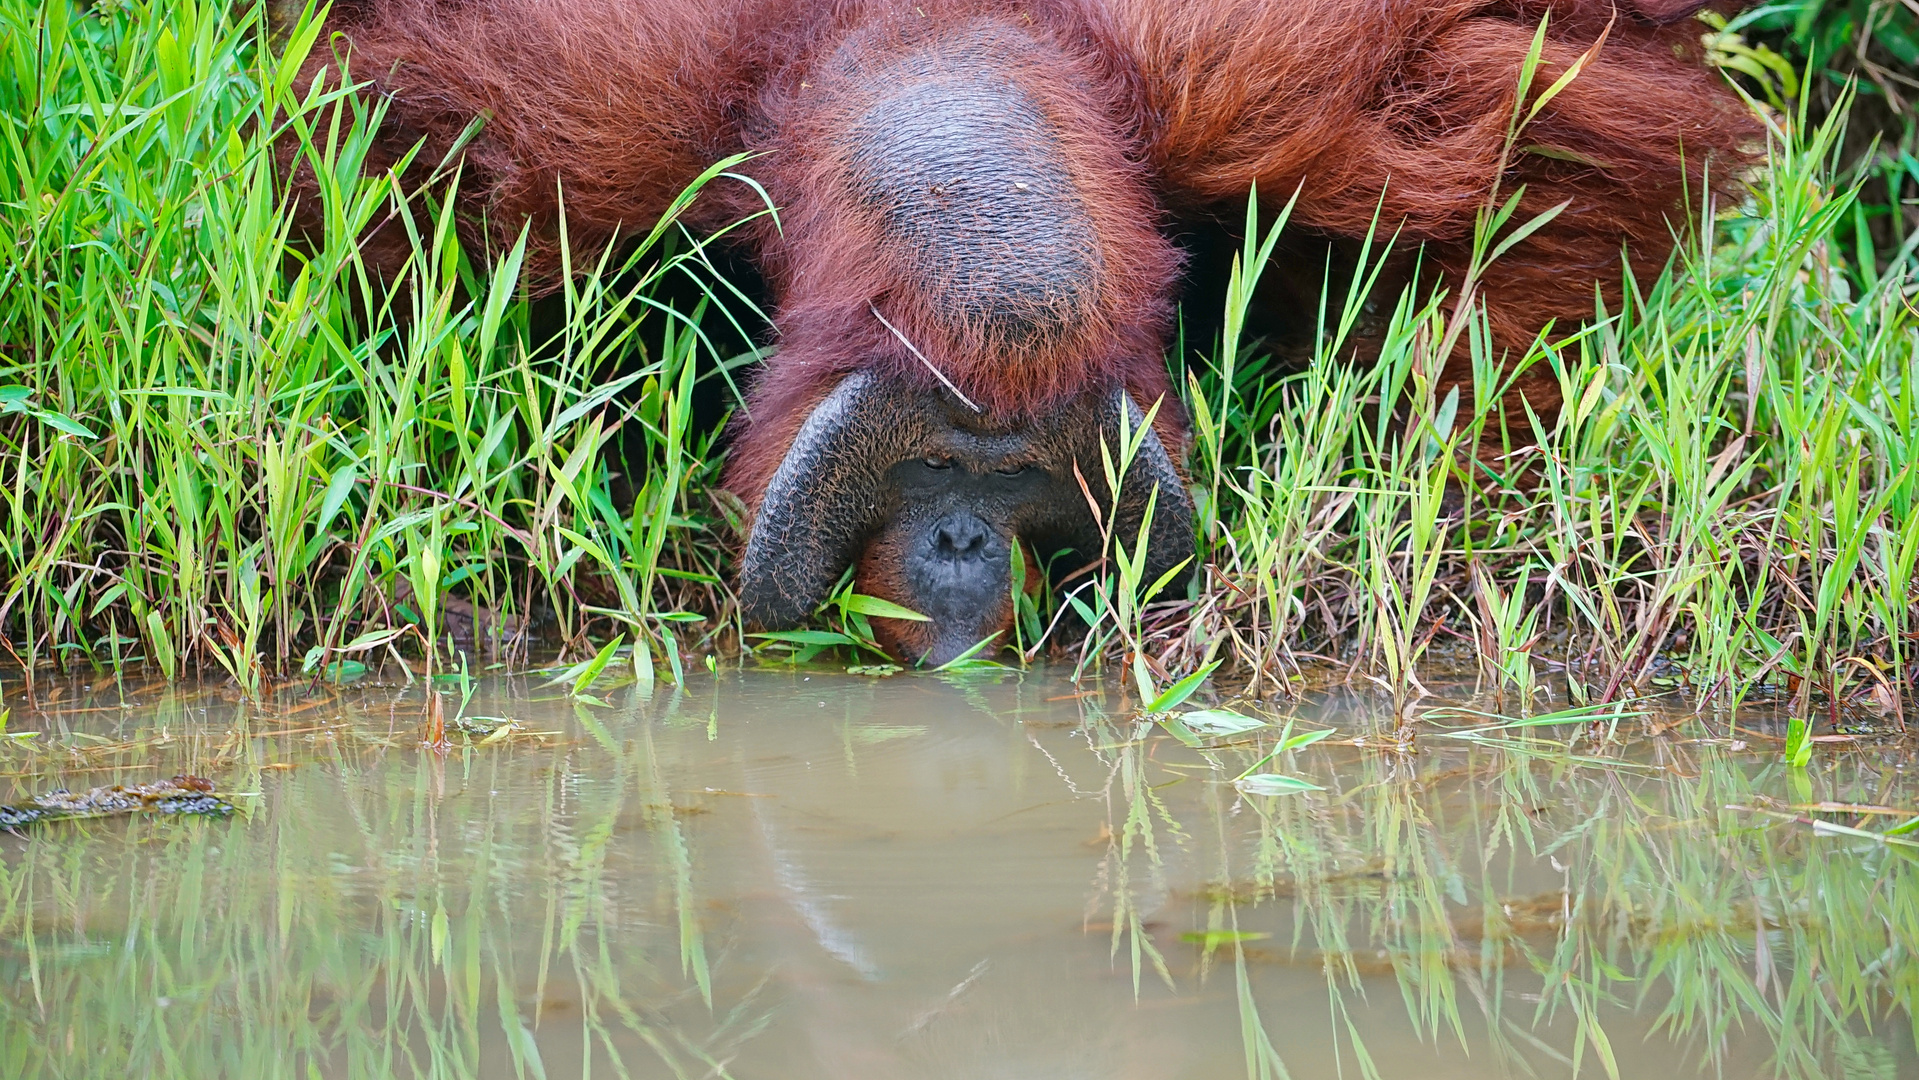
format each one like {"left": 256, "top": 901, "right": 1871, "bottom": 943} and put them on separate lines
{"left": 1178, "top": 709, "right": 1267, "bottom": 736}
{"left": 1235, "top": 773, "right": 1324, "bottom": 797}
{"left": 1180, "top": 929, "right": 1272, "bottom": 946}
{"left": 849, "top": 724, "right": 927, "bottom": 744}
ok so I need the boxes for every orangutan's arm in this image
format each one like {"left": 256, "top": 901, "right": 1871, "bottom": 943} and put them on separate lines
{"left": 279, "top": 0, "right": 759, "bottom": 289}
{"left": 1109, "top": 0, "right": 1759, "bottom": 405}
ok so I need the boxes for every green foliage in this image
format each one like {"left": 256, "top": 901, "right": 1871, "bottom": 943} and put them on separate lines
{"left": 1746, "top": 0, "right": 1919, "bottom": 82}
{"left": 1164, "top": 74, "right": 1919, "bottom": 758}
{"left": 1710, "top": 1, "right": 1919, "bottom": 275}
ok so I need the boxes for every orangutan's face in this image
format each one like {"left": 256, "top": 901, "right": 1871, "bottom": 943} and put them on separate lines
{"left": 852, "top": 440, "right": 1052, "bottom": 665}
{"left": 735, "top": 373, "right": 1191, "bottom": 666}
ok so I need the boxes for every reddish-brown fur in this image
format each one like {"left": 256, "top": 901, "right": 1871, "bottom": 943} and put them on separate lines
{"left": 728, "top": 7, "right": 1180, "bottom": 477}
{"left": 287, "top": 0, "right": 1758, "bottom": 621}
{"left": 1113, "top": 0, "right": 1757, "bottom": 433}
{"left": 280, "top": 0, "right": 765, "bottom": 286}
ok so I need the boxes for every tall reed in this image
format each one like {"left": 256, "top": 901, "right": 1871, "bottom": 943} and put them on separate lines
{"left": 0, "top": 0, "right": 749, "bottom": 692}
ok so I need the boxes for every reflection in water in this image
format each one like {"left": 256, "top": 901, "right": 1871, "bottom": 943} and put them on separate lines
{"left": 0, "top": 669, "right": 1912, "bottom": 1078}
{"left": 754, "top": 796, "right": 884, "bottom": 982}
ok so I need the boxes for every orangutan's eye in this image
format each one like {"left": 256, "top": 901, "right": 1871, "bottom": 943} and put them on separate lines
{"left": 995, "top": 463, "right": 1027, "bottom": 476}
{"left": 924, "top": 455, "right": 952, "bottom": 470}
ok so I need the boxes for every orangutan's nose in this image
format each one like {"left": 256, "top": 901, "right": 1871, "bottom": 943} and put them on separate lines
{"left": 933, "top": 514, "right": 992, "bottom": 561}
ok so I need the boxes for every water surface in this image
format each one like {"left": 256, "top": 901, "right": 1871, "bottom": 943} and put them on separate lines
{"left": 0, "top": 668, "right": 1912, "bottom": 1078}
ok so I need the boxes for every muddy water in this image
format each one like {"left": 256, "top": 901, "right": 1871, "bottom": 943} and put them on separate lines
{"left": 0, "top": 668, "right": 1913, "bottom": 1079}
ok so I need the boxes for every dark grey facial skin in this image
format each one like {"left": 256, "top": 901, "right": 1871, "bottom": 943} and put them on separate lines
{"left": 872, "top": 450, "right": 1070, "bottom": 665}
{"left": 737, "top": 373, "right": 1193, "bottom": 665}
{"left": 888, "top": 458, "right": 1029, "bottom": 622}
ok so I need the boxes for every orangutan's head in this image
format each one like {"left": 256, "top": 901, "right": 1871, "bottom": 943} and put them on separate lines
{"left": 735, "top": 373, "right": 1191, "bottom": 665}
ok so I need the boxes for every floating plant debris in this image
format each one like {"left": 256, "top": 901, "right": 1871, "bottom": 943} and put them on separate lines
{"left": 0, "top": 775, "right": 236, "bottom": 829}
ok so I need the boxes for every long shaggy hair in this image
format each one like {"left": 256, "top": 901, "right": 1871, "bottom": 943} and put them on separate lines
{"left": 284, "top": 0, "right": 1759, "bottom": 502}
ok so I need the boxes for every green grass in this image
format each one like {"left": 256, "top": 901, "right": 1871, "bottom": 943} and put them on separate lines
{"left": 1173, "top": 83, "right": 1919, "bottom": 733}
{"left": 1711, "top": 0, "right": 1917, "bottom": 271}
{"left": 2, "top": 0, "right": 1917, "bottom": 757}
{"left": 0, "top": 0, "right": 752, "bottom": 695}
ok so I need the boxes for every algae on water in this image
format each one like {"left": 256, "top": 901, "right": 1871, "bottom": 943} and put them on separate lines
{"left": 0, "top": 775, "right": 237, "bottom": 829}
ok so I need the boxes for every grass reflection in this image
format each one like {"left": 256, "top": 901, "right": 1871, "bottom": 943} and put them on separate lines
{"left": 0, "top": 675, "right": 1910, "bottom": 1079}
{"left": 0, "top": 685, "right": 756, "bottom": 1079}
{"left": 1116, "top": 707, "right": 1919, "bottom": 1080}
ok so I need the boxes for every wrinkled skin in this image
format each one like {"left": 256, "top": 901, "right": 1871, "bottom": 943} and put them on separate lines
{"left": 853, "top": 460, "right": 1042, "bottom": 663}
{"left": 737, "top": 373, "right": 1191, "bottom": 666}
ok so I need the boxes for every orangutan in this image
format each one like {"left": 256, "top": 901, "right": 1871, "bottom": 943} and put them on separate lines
{"left": 284, "top": 0, "right": 1758, "bottom": 663}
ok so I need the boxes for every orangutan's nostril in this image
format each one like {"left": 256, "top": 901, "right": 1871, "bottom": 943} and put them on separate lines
{"left": 933, "top": 515, "right": 991, "bottom": 560}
